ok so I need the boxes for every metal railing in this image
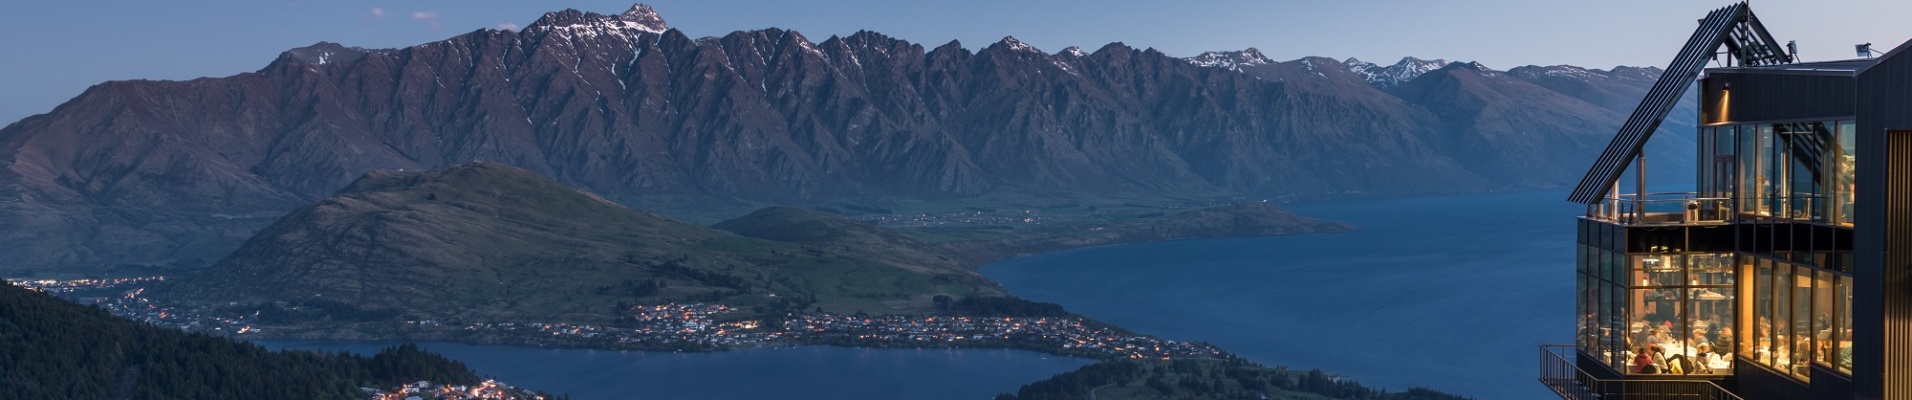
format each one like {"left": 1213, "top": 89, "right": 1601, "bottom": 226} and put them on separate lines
{"left": 1584, "top": 192, "right": 1853, "bottom": 227}
{"left": 1540, "top": 344, "right": 1745, "bottom": 400}
{"left": 1585, "top": 192, "right": 1732, "bottom": 226}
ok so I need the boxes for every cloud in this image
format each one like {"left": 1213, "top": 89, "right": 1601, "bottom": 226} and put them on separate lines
{"left": 497, "top": 23, "right": 521, "bottom": 31}
{"left": 369, "top": 7, "right": 385, "bottom": 18}
{"left": 410, "top": 11, "right": 441, "bottom": 30}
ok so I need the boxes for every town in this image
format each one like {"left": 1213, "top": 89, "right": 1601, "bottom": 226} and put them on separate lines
{"left": 367, "top": 379, "right": 544, "bottom": 400}
{"left": 10, "top": 277, "right": 1230, "bottom": 361}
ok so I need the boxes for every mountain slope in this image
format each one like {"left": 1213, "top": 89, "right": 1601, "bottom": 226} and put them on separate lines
{"left": 1, "top": 3, "right": 1681, "bottom": 270}
{"left": 158, "top": 162, "right": 999, "bottom": 322}
{"left": 714, "top": 206, "right": 973, "bottom": 278}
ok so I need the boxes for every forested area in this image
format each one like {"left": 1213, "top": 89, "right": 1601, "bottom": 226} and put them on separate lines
{"left": 995, "top": 359, "right": 1475, "bottom": 400}
{"left": 0, "top": 282, "right": 486, "bottom": 400}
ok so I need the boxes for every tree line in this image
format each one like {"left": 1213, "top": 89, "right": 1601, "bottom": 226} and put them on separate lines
{"left": 0, "top": 282, "right": 530, "bottom": 399}
{"left": 994, "top": 359, "right": 1474, "bottom": 400}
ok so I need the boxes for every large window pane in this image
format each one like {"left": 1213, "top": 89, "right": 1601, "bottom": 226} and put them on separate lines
{"left": 1752, "top": 259, "right": 1774, "bottom": 366}
{"left": 1609, "top": 281, "right": 1627, "bottom": 369}
{"left": 1691, "top": 286, "right": 1733, "bottom": 374}
{"left": 1631, "top": 286, "right": 1684, "bottom": 374}
{"left": 1692, "top": 254, "right": 1734, "bottom": 286}
{"left": 1813, "top": 270, "right": 1834, "bottom": 367}
{"left": 1579, "top": 273, "right": 1592, "bottom": 350}
{"left": 1789, "top": 266, "right": 1812, "bottom": 380}
{"left": 1637, "top": 254, "right": 1683, "bottom": 287}
{"left": 1737, "top": 256, "right": 1754, "bottom": 357}
{"left": 1758, "top": 125, "right": 1777, "bottom": 216}
{"left": 1836, "top": 121, "right": 1856, "bottom": 226}
{"left": 1838, "top": 275, "right": 1853, "bottom": 372}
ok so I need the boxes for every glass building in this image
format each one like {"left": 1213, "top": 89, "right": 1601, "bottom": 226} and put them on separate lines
{"left": 1542, "top": 3, "right": 1912, "bottom": 400}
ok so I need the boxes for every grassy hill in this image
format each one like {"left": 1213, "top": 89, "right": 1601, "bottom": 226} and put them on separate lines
{"left": 158, "top": 162, "right": 998, "bottom": 324}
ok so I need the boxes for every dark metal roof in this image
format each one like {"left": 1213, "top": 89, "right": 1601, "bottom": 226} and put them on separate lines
{"left": 1712, "top": 58, "right": 1877, "bottom": 75}
{"left": 1566, "top": 2, "right": 1792, "bottom": 204}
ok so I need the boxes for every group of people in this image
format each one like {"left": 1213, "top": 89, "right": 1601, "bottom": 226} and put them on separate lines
{"left": 1628, "top": 320, "right": 1734, "bottom": 375}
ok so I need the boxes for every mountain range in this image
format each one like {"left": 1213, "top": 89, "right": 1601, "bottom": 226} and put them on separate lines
{"left": 0, "top": 3, "right": 1695, "bottom": 271}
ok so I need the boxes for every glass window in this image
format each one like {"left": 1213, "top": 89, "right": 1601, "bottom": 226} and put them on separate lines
{"left": 1838, "top": 275, "right": 1853, "bottom": 373}
{"left": 1691, "top": 254, "right": 1733, "bottom": 286}
{"left": 1836, "top": 120, "right": 1856, "bottom": 226}
{"left": 1773, "top": 263, "right": 1793, "bottom": 371}
{"left": 1758, "top": 125, "right": 1777, "bottom": 216}
{"left": 1789, "top": 266, "right": 1812, "bottom": 380}
{"left": 1609, "top": 281, "right": 1627, "bottom": 369}
{"left": 1736, "top": 256, "right": 1753, "bottom": 358}
{"left": 1579, "top": 272, "right": 1592, "bottom": 350}
{"left": 1750, "top": 259, "right": 1774, "bottom": 365}
{"left": 1813, "top": 270, "right": 1834, "bottom": 367}
{"left": 1689, "top": 286, "right": 1733, "bottom": 374}
{"left": 1637, "top": 255, "right": 1683, "bottom": 287}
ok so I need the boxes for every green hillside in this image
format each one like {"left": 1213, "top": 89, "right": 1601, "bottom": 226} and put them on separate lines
{"left": 159, "top": 163, "right": 997, "bottom": 324}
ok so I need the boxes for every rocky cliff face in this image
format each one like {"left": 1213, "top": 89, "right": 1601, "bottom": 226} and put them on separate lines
{"left": 0, "top": 3, "right": 1689, "bottom": 270}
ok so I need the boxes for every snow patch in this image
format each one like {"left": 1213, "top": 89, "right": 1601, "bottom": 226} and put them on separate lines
{"left": 1344, "top": 56, "right": 1451, "bottom": 88}
{"left": 1183, "top": 48, "right": 1272, "bottom": 72}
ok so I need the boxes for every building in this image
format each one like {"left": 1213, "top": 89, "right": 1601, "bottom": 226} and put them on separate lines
{"left": 1540, "top": 2, "right": 1912, "bottom": 400}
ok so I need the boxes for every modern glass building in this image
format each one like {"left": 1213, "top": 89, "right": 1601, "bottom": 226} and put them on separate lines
{"left": 1541, "top": 3, "right": 1912, "bottom": 400}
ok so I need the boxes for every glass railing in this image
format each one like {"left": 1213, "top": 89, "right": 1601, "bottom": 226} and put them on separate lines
{"left": 1585, "top": 192, "right": 1732, "bottom": 226}
{"left": 1734, "top": 194, "right": 1844, "bottom": 225}
{"left": 1585, "top": 193, "right": 1848, "bottom": 227}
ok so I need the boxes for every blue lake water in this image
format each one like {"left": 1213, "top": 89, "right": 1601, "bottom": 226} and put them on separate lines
{"left": 257, "top": 341, "right": 1094, "bottom": 400}
{"left": 982, "top": 190, "right": 1583, "bottom": 400}
{"left": 260, "top": 189, "right": 1582, "bottom": 400}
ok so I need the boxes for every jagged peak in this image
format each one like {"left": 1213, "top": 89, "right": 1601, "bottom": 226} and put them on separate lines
{"left": 1453, "top": 61, "right": 1498, "bottom": 74}
{"left": 993, "top": 36, "right": 1041, "bottom": 53}
{"left": 1058, "top": 46, "right": 1088, "bottom": 58}
{"left": 1394, "top": 56, "right": 1448, "bottom": 67}
{"left": 1095, "top": 42, "right": 1135, "bottom": 54}
{"left": 269, "top": 41, "right": 377, "bottom": 69}
{"left": 1345, "top": 56, "right": 1454, "bottom": 88}
{"left": 1185, "top": 47, "right": 1272, "bottom": 70}
{"left": 528, "top": 4, "right": 669, "bottom": 36}
{"left": 618, "top": 3, "right": 669, "bottom": 31}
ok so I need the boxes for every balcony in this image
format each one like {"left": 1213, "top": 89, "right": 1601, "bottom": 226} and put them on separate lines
{"left": 1539, "top": 344, "right": 1744, "bottom": 400}
{"left": 1584, "top": 193, "right": 1849, "bottom": 227}
{"left": 1584, "top": 192, "right": 1732, "bottom": 226}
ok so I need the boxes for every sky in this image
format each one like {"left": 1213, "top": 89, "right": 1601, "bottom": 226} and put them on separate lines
{"left": 2, "top": 0, "right": 1909, "bottom": 126}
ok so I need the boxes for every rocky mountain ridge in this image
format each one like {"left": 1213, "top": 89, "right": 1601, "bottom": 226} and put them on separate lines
{"left": 0, "top": 3, "right": 1693, "bottom": 271}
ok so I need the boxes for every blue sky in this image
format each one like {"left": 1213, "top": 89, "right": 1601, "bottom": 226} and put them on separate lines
{"left": 2, "top": 0, "right": 1908, "bottom": 125}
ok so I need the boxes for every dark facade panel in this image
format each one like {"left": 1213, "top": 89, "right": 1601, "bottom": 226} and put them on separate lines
{"left": 1734, "top": 363, "right": 1814, "bottom": 400}
{"left": 1854, "top": 43, "right": 1912, "bottom": 399}
{"left": 1702, "top": 72, "right": 1857, "bottom": 123}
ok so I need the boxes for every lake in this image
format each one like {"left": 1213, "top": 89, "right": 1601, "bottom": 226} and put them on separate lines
{"left": 258, "top": 340, "right": 1095, "bottom": 399}
{"left": 264, "top": 189, "right": 1579, "bottom": 400}
{"left": 982, "top": 190, "right": 1582, "bottom": 400}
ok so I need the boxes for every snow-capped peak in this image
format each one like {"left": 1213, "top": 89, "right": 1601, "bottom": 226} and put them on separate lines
{"left": 1344, "top": 56, "right": 1451, "bottom": 88}
{"left": 1184, "top": 48, "right": 1273, "bottom": 71}
{"left": 618, "top": 3, "right": 670, "bottom": 33}
{"left": 997, "top": 36, "right": 1040, "bottom": 53}
{"left": 528, "top": 3, "right": 670, "bottom": 38}
{"left": 1059, "top": 46, "right": 1088, "bottom": 58}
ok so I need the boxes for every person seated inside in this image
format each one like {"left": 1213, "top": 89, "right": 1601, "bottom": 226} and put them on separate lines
{"left": 1633, "top": 346, "right": 1660, "bottom": 374}
{"left": 1694, "top": 343, "right": 1727, "bottom": 373}
{"left": 1689, "top": 330, "right": 1711, "bottom": 349}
